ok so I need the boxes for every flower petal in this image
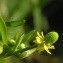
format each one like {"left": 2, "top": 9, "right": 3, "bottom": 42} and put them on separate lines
{"left": 37, "top": 44, "right": 44, "bottom": 53}
{"left": 44, "top": 43, "right": 52, "bottom": 54}
{"left": 41, "top": 32, "right": 44, "bottom": 38}
{"left": 37, "top": 32, "right": 42, "bottom": 38}
{"left": 36, "top": 36, "right": 42, "bottom": 44}
{"left": 49, "top": 45, "right": 55, "bottom": 49}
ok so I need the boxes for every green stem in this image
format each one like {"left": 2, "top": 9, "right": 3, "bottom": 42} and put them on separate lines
{"left": 14, "top": 44, "right": 38, "bottom": 54}
{"left": 3, "top": 44, "right": 38, "bottom": 57}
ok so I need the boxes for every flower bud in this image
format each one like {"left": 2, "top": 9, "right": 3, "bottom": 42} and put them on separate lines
{"left": 18, "top": 43, "right": 25, "bottom": 49}
{"left": 8, "top": 39, "right": 16, "bottom": 47}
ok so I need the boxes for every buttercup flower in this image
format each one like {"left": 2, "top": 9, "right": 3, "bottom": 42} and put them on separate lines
{"left": 34, "top": 32, "right": 58, "bottom": 54}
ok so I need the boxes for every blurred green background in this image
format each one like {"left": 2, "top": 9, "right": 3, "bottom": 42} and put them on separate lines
{"left": 0, "top": 0, "right": 63, "bottom": 63}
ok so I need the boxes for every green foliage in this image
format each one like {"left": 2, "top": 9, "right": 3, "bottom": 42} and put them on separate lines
{"left": 16, "top": 48, "right": 36, "bottom": 59}
{"left": 21, "top": 30, "right": 35, "bottom": 43}
{"left": 6, "top": 20, "right": 25, "bottom": 27}
{"left": 0, "top": 58, "right": 6, "bottom": 63}
{"left": 13, "top": 34, "right": 24, "bottom": 52}
{"left": 0, "top": 16, "right": 37, "bottom": 58}
{"left": 0, "top": 16, "right": 7, "bottom": 45}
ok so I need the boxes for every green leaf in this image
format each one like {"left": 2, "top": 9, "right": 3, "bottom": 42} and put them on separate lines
{"left": 0, "top": 15, "right": 7, "bottom": 45}
{"left": 13, "top": 34, "right": 24, "bottom": 52}
{"left": 6, "top": 20, "right": 25, "bottom": 27}
{"left": 17, "top": 48, "right": 36, "bottom": 59}
{"left": 21, "top": 30, "right": 35, "bottom": 43}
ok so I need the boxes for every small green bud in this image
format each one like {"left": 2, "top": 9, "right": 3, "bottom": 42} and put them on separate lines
{"left": 8, "top": 39, "right": 16, "bottom": 47}
{"left": 44, "top": 31, "right": 59, "bottom": 44}
{"left": 16, "top": 44, "right": 26, "bottom": 59}
{"left": 18, "top": 43, "right": 25, "bottom": 49}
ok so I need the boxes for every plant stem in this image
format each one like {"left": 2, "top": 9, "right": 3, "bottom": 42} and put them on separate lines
{"left": 13, "top": 44, "right": 38, "bottom": 54}
{"left": 3, "top": 44, "right": 38, "bottom": 58}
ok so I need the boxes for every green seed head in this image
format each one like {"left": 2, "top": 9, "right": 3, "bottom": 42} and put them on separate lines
{"left": 44, "top": 31, "right": 59, "bottom": 44}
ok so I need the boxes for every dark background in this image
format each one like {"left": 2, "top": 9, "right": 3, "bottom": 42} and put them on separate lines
{"left": 43, "top": 0, "right": 63, "bottom": 56}
{"left": 26, "top": 0, "right": 63, "bottom": 62}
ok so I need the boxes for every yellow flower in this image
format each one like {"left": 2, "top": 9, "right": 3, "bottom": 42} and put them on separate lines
{"left": 34, "top": 32, "right": 55, "bottom": 54}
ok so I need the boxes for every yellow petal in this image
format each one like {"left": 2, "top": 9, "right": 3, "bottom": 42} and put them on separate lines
{"left": 37, "top": 44, "right": 44, "bottom": 53}
{"left": 36, "top": 36, "right": 42, "bottom": 44}
{"left": 44, "top": 43, "right": 52, "bottom": 54}
{"left": 49, "top": 45, "right": 55, "bottom": 49}
{"left": 37, "top": 32, "right": 42, "bottom": 38}
{"left": 41, "top": 32, "right": 44, "bottom": 38}
{"left": 47, "top": 43, "right": 55, "bottom": 49}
